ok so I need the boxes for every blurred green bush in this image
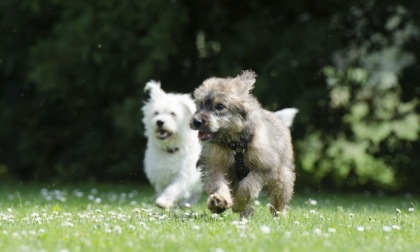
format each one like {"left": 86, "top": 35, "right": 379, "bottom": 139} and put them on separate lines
{"left": 0, "top": 0, "right": 419, "bottom": 191}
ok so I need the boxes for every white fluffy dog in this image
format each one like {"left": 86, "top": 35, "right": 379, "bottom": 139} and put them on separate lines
{"left": 142, "top": 81, "right": 202, "bottom": 208}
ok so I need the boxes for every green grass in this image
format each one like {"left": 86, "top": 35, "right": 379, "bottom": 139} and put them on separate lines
{"left": 0, "top": 183, "right": 419, "bottom": 252}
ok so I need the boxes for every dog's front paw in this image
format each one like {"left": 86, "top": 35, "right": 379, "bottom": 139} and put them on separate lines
{"left": 207, "top": 193, "right": 232, "bottom": 214}
{"left": 155, "top": 197, "right": 174, "bottom": 209}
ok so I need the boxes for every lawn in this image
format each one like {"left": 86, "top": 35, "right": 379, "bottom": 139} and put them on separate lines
{"left": 0, "top": 183, "right": 418, "bottom": 252}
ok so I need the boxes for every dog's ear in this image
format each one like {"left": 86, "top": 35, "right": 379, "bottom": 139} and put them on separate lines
{"left": 236, "top": 70, "right": 257, "bottom": 94}
{"left": 181, "top": 94, "right": 196, "bottom": 115}
{"left": 144, "top": 80, "right": 165, "bottom": 100}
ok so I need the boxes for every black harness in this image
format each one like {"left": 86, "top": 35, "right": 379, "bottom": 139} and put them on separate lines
{"left": 228, "top": 139, "right": 250, "bottom": 181}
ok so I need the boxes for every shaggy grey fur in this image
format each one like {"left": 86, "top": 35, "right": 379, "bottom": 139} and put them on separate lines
{"left": 190, "top": 70, "right": 296, "bottom": 218}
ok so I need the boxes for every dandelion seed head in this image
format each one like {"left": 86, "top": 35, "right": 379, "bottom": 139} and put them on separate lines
{"left": 63, "top": 221, "right": 74, "bottom": 227}
{"left": 211, "top": 213, "right": 219, "bottom": 219}
{"left": 383, "top": 226, "right": 392, "bottom": 232}
{"left": 260, "top": 225, "right": 271, "bottom": 234}
{"left": 34, "top": 217, "right": 42, "bottom": 224}
{"left": 254, "top": 200, "right": 261, "bottom": 206}
{"left": 114, "top": 226, "right": 122, "bottom": 234}
{"left": 408, "top": 207, "right": 415, "bottom": 212}
{"left": 313, "top": 228, "right": 322, "bottom": 235}
{"left": 74, "top": 191, "right": 84, "bottom": 198}
{"left": 327, "top": 228, "right": 336, "bottom": 233}
{"left": 309, "top": 199, "right": 317, "bottom": 206}
{"left": 392, "top": 225, "right": 401, "bottom": 230}
{"left": 40, "top": 188, "right": 48, "bottom": 195}
{"left": 357, "top": 226, "right": 364, "bottom": 232}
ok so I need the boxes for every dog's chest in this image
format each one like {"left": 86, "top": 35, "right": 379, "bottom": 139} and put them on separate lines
{"left": 205, "top": 145, "right": 257, "bottom": 173}
{"left": 145, "top": 150, "right": 190, "bottom": 184}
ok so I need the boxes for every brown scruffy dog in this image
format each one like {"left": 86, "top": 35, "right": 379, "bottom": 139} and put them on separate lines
{"left": 190, "top": 70, "right": 296, "bottom": 218}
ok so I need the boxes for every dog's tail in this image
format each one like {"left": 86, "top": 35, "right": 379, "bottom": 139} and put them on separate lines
{"left": 144, "top": 80, "right": 165, "bottom": 100}
{"left": 274, "top": 108, "right": 298, "bottom": 128}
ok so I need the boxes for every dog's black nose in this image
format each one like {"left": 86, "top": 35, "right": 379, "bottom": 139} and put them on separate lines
{"left": 192, "top": 118, "right": 204, "bottom": 128}
{"left": 156, "top": 120, "right": 164, "bottom": 127}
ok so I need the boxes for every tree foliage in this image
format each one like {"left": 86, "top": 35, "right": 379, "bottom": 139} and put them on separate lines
{"left": 0, "top": 0, "right": 419, "bottom": 191}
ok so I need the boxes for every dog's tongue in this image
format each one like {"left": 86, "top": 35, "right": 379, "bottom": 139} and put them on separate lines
{"left": 157, "top": 129, "right": 169, "bottom": 138}
{"left": 198, "top": 131, "right": 211, "bottom": 140}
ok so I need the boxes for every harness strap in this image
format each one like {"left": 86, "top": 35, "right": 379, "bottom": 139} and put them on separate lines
{"left": 228, "top": 140, "right": 250, "bottom": 181}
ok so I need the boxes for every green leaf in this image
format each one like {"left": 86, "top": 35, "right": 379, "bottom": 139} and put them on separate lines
{"left": 393, "top": 113, "right": 420, "bottom": 141}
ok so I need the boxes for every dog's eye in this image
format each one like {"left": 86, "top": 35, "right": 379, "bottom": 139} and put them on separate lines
{"left": 154, "top": 111, "right": 159, "bottom": 115}
{"left": 170, "top": 112, "right": 176, "bottom": 116}
{"left": 215, "top": 104, "right": 225, "bottom": 111}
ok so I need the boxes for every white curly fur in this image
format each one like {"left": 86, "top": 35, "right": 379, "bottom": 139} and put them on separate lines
{"left": 142, "top": 81, "right": 202, "bottom": 208}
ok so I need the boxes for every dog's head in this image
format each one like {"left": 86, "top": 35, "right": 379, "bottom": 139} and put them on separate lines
{"left": 190, "top": 70, "right": 259, "bottom": 143}
{"left": 142, "top": 81, "right": 196, "bottom": 143}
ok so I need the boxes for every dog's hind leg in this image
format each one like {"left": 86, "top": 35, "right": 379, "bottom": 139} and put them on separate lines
{"left": 266, "top": 169, "right": 295, "bottom": 217}
{"left": 240, "top": 206, "right": 254, "bottom": 219}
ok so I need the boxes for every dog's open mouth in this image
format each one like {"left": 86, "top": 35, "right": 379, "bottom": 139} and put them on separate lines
{"left": 198, "top": 131, "right": 213, "bottom": 141}
{"left": 156, "top": 129, "right": 173, "bottom": 140}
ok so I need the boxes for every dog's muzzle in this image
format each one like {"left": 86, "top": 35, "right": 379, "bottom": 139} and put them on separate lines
{"left": 156, "top": 120, "right": 164, "bottom": 127}
{"left": 191, "top": 115, "right": 214, "bottom": 141}
{"left": 192, "top": 117, "right": 204, "bottom": 129}
{"left": 155, "top": 120, "right": 173, "bottom": 140}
